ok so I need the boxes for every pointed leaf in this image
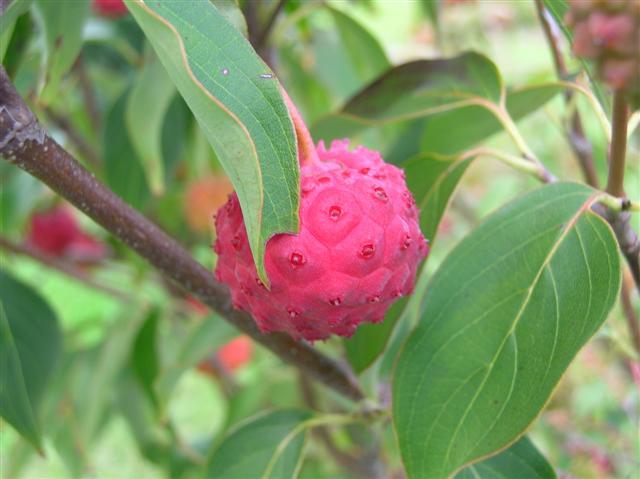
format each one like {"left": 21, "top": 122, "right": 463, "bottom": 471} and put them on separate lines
{"left": 125, "top": 51, "right": 176, "bottom": 195}
{"left": 0, "top": 270, "right": 62, "bottom": 450}
{"left": 126, "top": 0, "right": 299, "bottom": 284}
{"left": 206, "top": 410, "right": 311, "bottom": 479}
{"left": 420, "top": 84, "right": 563, "bottom": 156}
{"left": 33, "top": 0, "right": 90, "bottom": 104}
{"left": 328, "top": 7, "right": 389, "bottom": 83}
{"left": 104, "top": 89, "right": 151, "bottom": 209}
{"left": 393, "top": 183, "right": 621, "bottom": 479}
{"left": 455, "top": 436, "right": 556, "bottom": 479}
{"left": 312, "top": 52, "right": 503, "bottom": 141}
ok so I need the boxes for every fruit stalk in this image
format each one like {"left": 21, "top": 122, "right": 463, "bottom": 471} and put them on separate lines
{"left": 0, "top": 65, "right": 364, "bottom": 402}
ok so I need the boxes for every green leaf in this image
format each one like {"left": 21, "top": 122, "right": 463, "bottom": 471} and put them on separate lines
{"left": 206, "top": 410, "right": 311, "bottom": 479}
{"left": 104, "top": 89, "right": 151, "bottom": 210}
{"left": 312, "top": 52, "right": 503, "bottom": 142}
{"left": 126, "top": 0, "right": 299, "bottom": 285}
{"left": 131, "top": 309, "right": 161, "bottom": 410}
{"left": 393, "top": 182, "right": 621, "bottom": 479}
{"left": 0, "top": 270, "right": 62, "bottom": 450}
{"left": 212, "top": 0, "right": 248, "bottom": 37}
{"left": 455, "top": 436, "right": 556, "bottom": 479}
{"left": 33, "top": 0, "right": 90, "bottom": 104}
{"left": 0, "top": 0, "right": 32, "bottom": 61}
{"left": 155, "top": 314, "right": 236, "bottom": 411}
{"left": 125, "top": 50, "right": 176, "bottom": 195}
{"left": 420, "top": 84, "right": 563, "bottom": 156}
{"left": 328, "top": 7, "right": 390, "bottom": 83}
{"left": 346, "top": 297, "right": 409, "bottom": 373}
{"left": 405, "top": 152, "right": 474, "bottom": 243}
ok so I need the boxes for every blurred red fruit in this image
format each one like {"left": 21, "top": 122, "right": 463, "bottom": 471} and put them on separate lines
{"left": 184, "top": 175, "right": 234, "bottom": 234}
{"left": 216, "top": 336, "right": 253, "bottom": 371}
{"left": 93, "top": 0, "right": 128, "bottom": 17}
{"left": 27, "top": 205, "right": 106, "bottom": 263}
{"left": 185, "top": 295, "right": 208, "bottom": 316}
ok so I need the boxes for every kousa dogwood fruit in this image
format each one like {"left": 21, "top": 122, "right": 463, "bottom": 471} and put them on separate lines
{"left": 27, "top": 204, "right": 106, "bottom": 263}
{"left": 197, "top": 336, "right": 254, "bottom": 375}
{"left": 214, "top": 140, "right": 428, "bottom": 341}
{"left": 184, "top": 175, "right": 234, "bottom": 234}
{"left": 93, "top": 0, "right": 128, "bottom": 17}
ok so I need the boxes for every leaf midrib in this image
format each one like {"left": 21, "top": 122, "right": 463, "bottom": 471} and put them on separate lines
{"left": 437, "top": 194, "right": 597, "bottom": 475}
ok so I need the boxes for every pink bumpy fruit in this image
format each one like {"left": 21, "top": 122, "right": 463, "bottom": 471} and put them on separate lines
{"left": 214, "top": 140, "right": 429, "bottom": 341}
{"left": 93, "top": 0, "right": 128, "bottom": 17}
{"left": 27, "top": 205, "right": 106, "bottom": 263}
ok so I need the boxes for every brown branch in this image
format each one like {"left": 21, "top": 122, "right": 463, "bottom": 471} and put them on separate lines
{"left": 535, "top": 0, "right": 600, "bottom": 188}
{"left": 606, "top": 90, "right": 629, "bottom": 198}
{"left": 621, "top": 272, "right": 640, "bottom": 358}
{"left": 255, "top": 0, "right": 287, "bottom": 49}
{"left": 299, "top": 375, "right": 387, "bottom": 479}
{"left": 0, "top": 236, "right": 132, "bottom": 301}
{"left": 43, "top": 107, "right": 101, "bottom": 168}
{"left": 0, "top": 65, "right": 364, "bottom": 403}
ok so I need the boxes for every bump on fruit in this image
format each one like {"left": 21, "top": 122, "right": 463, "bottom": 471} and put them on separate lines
{"left": 214, "top": 140, "right": 429, "bottom": 341}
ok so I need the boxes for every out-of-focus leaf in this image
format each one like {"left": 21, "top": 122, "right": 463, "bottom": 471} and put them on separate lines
{"left": 161, "top": 94, "right": 189, "bottom": 180}
{"left": 155, "top": 314, "right": 236, "bottom": 411}
{"left": 328, "top": 7, "right": 389, "bottom": 83}
{"left": 126, "top": 0, "right": 299, "bottom": 285}
{"left": 419, "top": 0, "right": 441, "bottom": 32}
{"left": 404, "top": 152, "right": 475, "bottom": 242}
{"left": 420, "top": 84, "right": 563, "bottom": 156}
{"left": 78, "top": 308, "right": 148, "bottom": 445}
{"left": 131, "top": 309, "right": 161, "bottom": 410}
{"left": 125, "top": 50, "right": 176, "bottom": 195}
{"left": 206, "top": 410, "right": 311, "bottom": 479}
{"left": 455, "top": 436, "right": 556, "bottom": 479}
{"left": 345, "top": 297, "right": 409, "bottom": 373}
{"left": 278, "top": 45, "right": 333, "bottom": 123}
{"left": 0, "top": 270, "right": 62, "bottom": 450}
{"left": 312, "top": 52, "right": 502, "bottom": 141}
{"left": 393, "top": 183, "right": 621, "bottom": 479}
{"left": 104, "top": 90, "right": 151, "bottom": 210}
{"left": 0, "top": 166, "right": 43, "bottom": 231}
{"left": 0, "top": 0, "right": 32, "bottom": 61}
{"left": 33, "top": 0, "right": 90, "bottom": 104}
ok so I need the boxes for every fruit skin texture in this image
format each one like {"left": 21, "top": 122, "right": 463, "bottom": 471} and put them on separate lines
{"left": 93, "top": 0, "right": 128, "bottom": 17}
{"left": 214, "top": 140, "right": 429, "bottom": 341}
{"left": 27, "top": 205, "right": 106, "bottom": 263}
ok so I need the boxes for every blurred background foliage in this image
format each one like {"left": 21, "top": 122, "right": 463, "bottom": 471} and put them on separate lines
{"left": 0, "top": 0, "right": 638, "bottom": 478}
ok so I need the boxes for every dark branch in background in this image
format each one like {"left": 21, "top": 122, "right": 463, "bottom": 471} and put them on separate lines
{"left": 73, "top": 54, "right": 102, "bottom": 134}
{"left": 606, "top": 91, "right": 629, "bottom": 198}
{"left": 255, "top": 0, "right": 287, "bottom": 49}
{"left": 536, "top": 0, "right": 640, "bottom": 351}
{"left": 620, "top": 273, "right": 640, "bottom": 358}
{"left": 43, "top": 107, "right": 101, "bottom": 168}
{"left": 0, "top": 235, "right": 132, "bottom": 301}
{"left": 535, "top": 0, "right": 600, "bottom": 188}
{"left": 0, "top": 66, "right": 364, "bottom": 403}
{"left": 0, "top": 0, "right": 10, "bottom": 15}
{"left": 299, "top": 375, "right": 387, "bottom": 479}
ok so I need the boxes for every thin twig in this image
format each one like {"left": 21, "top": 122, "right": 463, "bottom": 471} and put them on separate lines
{"left": 606, "top": 90, "right": 629, "bottom": 198}
{"left": 73, "top": 54, "right": 101, "bottom": 134}
{"left": 535, "top": 0, "right": 600, "bottom": 188}
{"left": 43, "top": 107, "right": 101, "bottom": 168}
{"left": 0, "top": 236, "right": 132, "bottom": 301}
{"left": 620, "top": 272, "right": 640, "bottom": 358}
{"left": 0, "top": 66, "right": 364, "bottom": 403}
{"left": 299, "top": 375, "right": 387, "bottom": 479}
{"left": 255, "top": 0, "right": 287, "bottom": 48}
